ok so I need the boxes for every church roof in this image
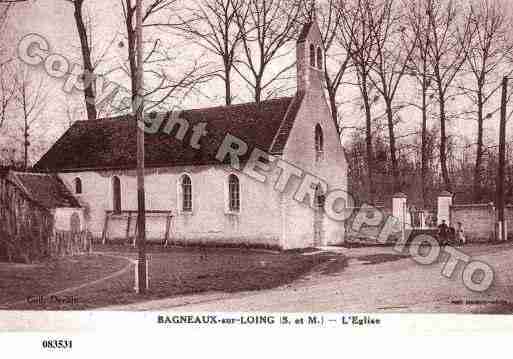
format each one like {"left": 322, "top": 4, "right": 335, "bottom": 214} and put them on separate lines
{"left": 7, "top": 171, "right": 81, "bottom": 209}
{"left": 35, "top": 94, "right": 304, "bottom": 172}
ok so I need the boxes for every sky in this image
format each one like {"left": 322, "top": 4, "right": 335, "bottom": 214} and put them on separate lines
{"left": 1, "top": 0, "right": 297, "bottom": 162}
{"left": 1, "top": 0, "right": 226, "bottom": 163}
{"left": 1, "top": 0, "right": 512, "bottom": 166}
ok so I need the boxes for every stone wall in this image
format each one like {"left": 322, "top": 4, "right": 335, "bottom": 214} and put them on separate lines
{"left": 343, "top": 206, "right": 393, "bottom": 242}
{"left": 450, "top": 203, "right": 496, "bottom": 242}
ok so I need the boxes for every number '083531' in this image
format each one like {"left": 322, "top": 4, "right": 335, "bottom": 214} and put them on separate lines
{"left": 42, "top": 340, "right": 73, "bottom": 349}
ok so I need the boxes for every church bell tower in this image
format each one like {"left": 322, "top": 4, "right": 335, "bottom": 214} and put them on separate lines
{"left": 296, "top": 12, "right": 324, "bottom": 93}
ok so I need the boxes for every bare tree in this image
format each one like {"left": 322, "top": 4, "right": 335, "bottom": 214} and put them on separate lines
{"left": 337, "top": 0, "right": 379, "bottom": 202}
{"left": 63, "top": 0, "right": 98, "bottom": 120}
{"left": 306, "top": 0, "right": 352, "bottom": 132}
{"left": 458, "top": 0, "right": 513, "bottom": 201}
{"left": 0, "top": 64, "right": 15, "bottom": 128}
{"left": 12, "top": 66, "right": 47, "bottom": 169}
{"left": 0, "top": 1, "right": 25, "bottom": 33}
{"left": 233, "top": 0, "right": 301, "bottom": 103}
{"left": 120, "top": 0, "right": 211, "bottom": 112}
{"left": 0, "top": 2, "right": 11, "bottom": 33}
{"left": 1, "top": 0, "right": 28, "bottom": 67}
{"left": 425, "top": 0, "right": 473, "bottom": 192}
{"left": 164, "top": 0, "right": 248, "bottom": 105}
{"left": 367, "top": 0, "right": 417, "bottom": 192}
{"left": 404, "top": 0, "right": 435, "bottom": 206}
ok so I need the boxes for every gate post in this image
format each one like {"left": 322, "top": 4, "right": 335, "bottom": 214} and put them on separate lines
{"left": 393, "top": 192, "right": 408, "bottom": 242}
{"left": 437, "top": 191, "right": 453, "bottom": 226}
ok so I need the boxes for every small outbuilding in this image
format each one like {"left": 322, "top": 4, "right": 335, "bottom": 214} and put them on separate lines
{"left": 7, "top": 171, "right": 85, "bottom": 232}
{"left": 0, "top": 168, "right": 86, "bottom": 262}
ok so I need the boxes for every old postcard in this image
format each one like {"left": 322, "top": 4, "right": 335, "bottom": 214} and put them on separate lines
{"left": 1, "top": 0, "right": 513, "bottom": 349}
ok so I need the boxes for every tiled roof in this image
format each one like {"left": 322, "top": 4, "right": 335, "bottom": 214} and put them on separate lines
{"left": 270, "top": 91, "right": 305, "bottom": 154}
{"left": 35, "top": 95, "right": 303, "bottom": 172}
{"left": 8, "top": 171, "right": 81, "bottom": 209}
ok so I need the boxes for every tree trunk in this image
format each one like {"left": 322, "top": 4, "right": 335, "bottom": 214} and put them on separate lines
{"left": 224, "top": 64, "right": 232, "bottom": 105}
{"left": 385, "top": 99, "right": 399, "bottom": 192}
{"left": 254, "top": 77, "right": 262, "bottom": 104}
{"left": 438, "top": 93, "right": 451, "bottom": 192}
{"left": 361, "top": 75, "right": 374, "bottom": 203}
{"left": 22, "top": 92, "right": 28, "bottom": 170}
{"left": 125, "top": 4, "right": 138, "bottom": 103}
{"left": 327, "top": 85, "right": 339, "bottom": 132}
{"left": 73, "top": 0, "right": 97, "bottom": 120}
{"left": 473, "top": 90, "right": 484, "bottom": 202}
{"left": 421, "top": 81, "right": 428, "bottom": 207}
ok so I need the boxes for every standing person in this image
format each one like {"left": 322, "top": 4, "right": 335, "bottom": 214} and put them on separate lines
{"left": 456, "top": 222, "right": 466, "bottom": 246}
{"left": 438, "top": 220, "right": 449, "bottom": 245}
{"left": 448, "top": 225, "right": 456, "bottom": 244}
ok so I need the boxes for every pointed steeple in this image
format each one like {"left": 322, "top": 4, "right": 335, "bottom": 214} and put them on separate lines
{"left": 296, "top": 8, "right": 324, "bottom": 93}
{"left": 310, "top": 0, "right": 317, "bottom": 21}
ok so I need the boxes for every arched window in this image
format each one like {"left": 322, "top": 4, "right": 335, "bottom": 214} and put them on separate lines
{"left": 74, "top": 177, "right": 82, "bottom": 194}
{"left": 181, "top": 174, "right": 192, "bottom": 212}
{"left": 112, "top": 176, "right": 121, "bottom": 213}
{"left": 317, "top": 47, "right": 323, "bottom": 70}
{"left": 228, "top": 174, "right": 240, "bottom": 212}
{"left": 309, "top": 43, "right": 315, "bottom": 67}
{"left": 315, "top": 124, "right": 324, "bottom": 161}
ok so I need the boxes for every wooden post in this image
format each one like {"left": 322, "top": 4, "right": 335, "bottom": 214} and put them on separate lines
{"left": 164, "top": 213, "right": 172, "bottom": 247}
{"left": 135, "top": 0, "right": 148, "bottom": 294}
{"left": 101, "top": 213, "right": 109, "bottom": 245}
{"left": 496, "top": 77, "right": 508, "bottom": 241}
{"left": 126, "top": 212, "right": 132, "bottom": 243}
{"left": 133, "top": 213, "right": 138, "bottom": 248}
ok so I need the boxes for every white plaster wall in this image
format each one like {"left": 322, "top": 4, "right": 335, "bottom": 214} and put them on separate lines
{"left": 59, "top": 164, "right": 283, "bottom": 247}
{"left": 54, "top": 23, "right": 348, "bottom": 250}
{"left": 450, "top": 204, "right": 495, "bottom": 241}
{"left": 53, "top": 207, "right": 85, "bottom": 231}
{"left": 437, "top": 196, "right": 453, "bottom": 225}
{"left": 280, "top": 76, "right": 348, "bottom": 248}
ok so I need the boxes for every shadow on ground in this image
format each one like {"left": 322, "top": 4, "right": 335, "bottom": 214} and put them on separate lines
{"left": 356, "top": 253, "right": 410, "bottom": 265}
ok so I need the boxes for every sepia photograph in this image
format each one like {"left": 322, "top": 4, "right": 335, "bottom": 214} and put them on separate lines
{"left": 0, "top": 0, "right": 513, "bottom": 346}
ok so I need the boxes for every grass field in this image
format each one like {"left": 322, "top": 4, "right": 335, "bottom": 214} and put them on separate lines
{"left": 0, "top": 245, "right": 347, "bottom": 310}
{"left": 0, "top": 254, "right": 130, "bottom": 306}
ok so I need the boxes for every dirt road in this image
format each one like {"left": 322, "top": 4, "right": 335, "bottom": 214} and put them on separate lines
{"left": 114, "top": 244, "right": 513, "bottom": 313}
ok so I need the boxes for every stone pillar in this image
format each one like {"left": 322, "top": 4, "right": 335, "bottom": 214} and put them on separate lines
{"left": 392, "top": 192, "right": 409, "bottom": 228}
{"left": 419, "top": 211, "right": 426, "bottom": 229}
{"left": 437, "top": 191, "right": 453, "bottom": 226}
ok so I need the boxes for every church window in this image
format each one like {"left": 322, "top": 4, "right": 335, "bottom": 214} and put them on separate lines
{"left": 310, "top": 44, "right": 316, "bottom": 67}
{"left": 317, "top": 47, "right": 323, "bottom": 70}
{"left": 228, "top": 174, "right": 240, "bottom": 212}
{"left": 112, "top": 176, "right": 121, "bottom": 213}
{"left": 315, "top": 124, "right": 324, "bottom": 161}
{"left": 180, "top": 174, "right": 192, "bottom": 212}
{"left": 74, "top": 177, "right": 82, "bottom": 194}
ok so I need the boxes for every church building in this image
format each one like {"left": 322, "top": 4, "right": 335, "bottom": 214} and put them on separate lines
{"left": 34, "top": 20, "right": 348, "bottom": 250}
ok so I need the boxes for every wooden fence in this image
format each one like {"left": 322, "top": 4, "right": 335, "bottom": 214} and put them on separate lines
{"left": 51, "top": 230, "right": 92, "bottom": 257}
